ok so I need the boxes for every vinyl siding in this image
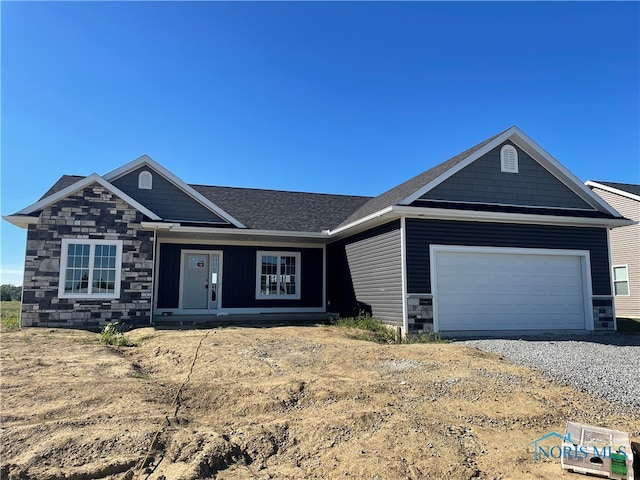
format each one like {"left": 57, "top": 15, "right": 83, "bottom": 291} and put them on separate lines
{"left": 405, "top": 219, "right": 611, "bottom": 296}
{"left": 157, "top": 243, "right": 323, "bottom": 309}
{"left": 419, "top": 142, "right": 593, "bottom": 210}
{"left": 590, "top": 188, "right": 640, "bottom": 316}
{"left": 327, "top": 221, "right": 404, "bottom": 326}
{"left": 111, "top": 166, "right": 229, "bottom": 224}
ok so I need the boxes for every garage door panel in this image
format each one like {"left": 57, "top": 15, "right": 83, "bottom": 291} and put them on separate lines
{"left": 434, "top": 249, "right": 587, "bottom": 331}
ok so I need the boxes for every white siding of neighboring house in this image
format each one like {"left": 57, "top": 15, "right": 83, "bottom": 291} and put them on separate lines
{"left": 592, "top": 188, "right": 640, "bottom": 317}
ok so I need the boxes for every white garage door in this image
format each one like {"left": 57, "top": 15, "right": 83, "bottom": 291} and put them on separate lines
{"left": 432, "top": 247, "right": 589, "bottom": 332}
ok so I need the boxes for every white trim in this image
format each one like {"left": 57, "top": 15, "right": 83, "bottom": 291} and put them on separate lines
{"left": 400, "top": 217, "right": 409, "bottom": 334}
{"left": 392, "top": 206, "right": 634, "bottom": 228}
{"left": 156, "top": 237, "right": 324, "bottom": 249}
{"left": 2, "top": 215, "right": 38, "bottom": 228}
{"left": 612, "top": 264, "right": 631, "bottom": 297}
{"left": 16, "top": 174, "right": 161, "bottom": 221}
{"left": 179, "top": 250, "right": 224, "bottom": 310}
{"left": 58, "top": 238, "right": 123, "bottom": 299}
{"left": 255, "top": 251, "right": 302, "bottom": 300}
{"left": 429, "top": 245, "right": 594, "bottom": 332}
{"left": 327, "top": 206, "right": 394, "bottom": 236}
{"left": 103, "top": 155, "right": 246, "bottom": 228}
{"left": 168, "top": 224, "right": 329, "bottom": 238}
{"left": 399, "top": 126, "right": 622, "bottom": 217}
{"left": 586, "top": 181, "right": 640, "bottom": 203}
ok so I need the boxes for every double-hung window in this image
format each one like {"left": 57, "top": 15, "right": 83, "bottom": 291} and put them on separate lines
{"left": 58, "top": 239, "right": 123, "bottom": 298}
{"left": 613, "top": 265, "right": 630, "bottom": 296}
{"left": 256, "top": 251, "right": 301, "bottom": 299}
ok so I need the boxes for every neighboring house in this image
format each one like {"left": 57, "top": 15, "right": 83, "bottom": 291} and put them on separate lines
{"left": 4, "top": 126, "right": 633, "bottom": 334}
{"left": 586, "top": 181, "right": 640, "bottom": 318}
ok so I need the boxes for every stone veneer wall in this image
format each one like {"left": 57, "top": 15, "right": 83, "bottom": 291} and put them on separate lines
{"left": 592, "top": 297, "right": 615, "bottom": 331}
{"left": 21, "top": 184, "right": 154, "bottom": 329}
{"left": 407, "top": 294, "right": 434, "bottom": 333}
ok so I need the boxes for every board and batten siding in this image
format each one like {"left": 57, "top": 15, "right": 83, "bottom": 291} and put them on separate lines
{"left": 591, "top": 188, "right": 640, "bottom": 317}
{"left": 405, "top": 219, "right": 612, "bottom": 296}
{"left": 336, "top": 221, "right": 404, "bottom": 327}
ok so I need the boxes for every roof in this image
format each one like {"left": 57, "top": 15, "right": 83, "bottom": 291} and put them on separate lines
{"left": 587, "top": 180, "right": 640, "bottom": 199}
{"left": 34, "top": 175, "right": 371, "bottom": 232}
{"left": 192, "top": 185, "right": 370, "bottom": 231}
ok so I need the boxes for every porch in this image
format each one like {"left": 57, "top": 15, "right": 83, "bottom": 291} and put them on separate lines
{"left": 152, "top": 312, "right": 337, "bottom": 329}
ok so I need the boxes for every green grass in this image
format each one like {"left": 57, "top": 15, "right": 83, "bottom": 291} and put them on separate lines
{"left": 1, "top": 301, "right": 21, "bottom": 331}
{"left": 617, "top": 317, "right": 640, "bottom": 335}
{"left": 333, "top": 313, "right": 445, "bottom": 344}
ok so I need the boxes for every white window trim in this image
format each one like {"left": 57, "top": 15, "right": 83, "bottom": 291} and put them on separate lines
{"left": 500, "top": 144, "right": 519, "bottom": 173}
{"left": 612, "top": 265, "right": 630, "bottom": 297}
{"left": 58, "top": 238, "right": 123, "bottom": 299}
{"left": 255, "top": 251, "right": 301, "bottom": 300}
{"left": 138, "top": 170, "right": 153, "bottom": 190}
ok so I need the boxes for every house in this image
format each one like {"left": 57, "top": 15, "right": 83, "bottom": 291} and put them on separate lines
{"left": 586, "top": 181, "right": 640, "bottom": 318}
{"left": 4, "top": 126, "right": 633, "bottom": 334}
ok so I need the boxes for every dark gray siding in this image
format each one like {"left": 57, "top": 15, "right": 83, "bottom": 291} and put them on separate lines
{"left": 112, "top": 166, "right": 229, "bottom": 224}
{"left": 327, "top": 221, "right": 404, "bottom": 326}
{"left": 419, "top": 142, "right": 593, "bottom": 210}
{"left": 405, "top": 219, "right": 611, "bottom": 295}
{"left": 157, "top": 243, "right": 323, "bottom": 309}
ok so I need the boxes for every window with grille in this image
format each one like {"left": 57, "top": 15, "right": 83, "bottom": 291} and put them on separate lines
{"left": 256, "top": 251, "right": 301, "bottom": 299}
{"left": 58, "top": 239, "right": 122, "bottom": 298}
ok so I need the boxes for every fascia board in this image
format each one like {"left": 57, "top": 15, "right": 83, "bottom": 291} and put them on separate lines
{"left": 104, "top": 155, "right": 246, "bottom": 228}
{"left": 392, "top": 205, "right": 635, "bottom": 228}
{"left": 16, "top": 174, "right": 161, "bottom": 220}
{"left": 327, "top": 206, "right": 395, "bottom": 236}
{"left": 399, "top": 127, "right": 518, "bottom": 205}
{"left": 168, "top": 224, "right": 329, "bottom": 239}
{"left": 585, "top": 181, "right": 640, "bottom": 203}
{"left": 2, "top": 215, "right": 39, "bottom": 228}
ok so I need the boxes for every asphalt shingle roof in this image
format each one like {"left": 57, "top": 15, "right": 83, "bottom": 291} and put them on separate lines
{"left": 591, "top": 181, "right": 640, "bottom": 197}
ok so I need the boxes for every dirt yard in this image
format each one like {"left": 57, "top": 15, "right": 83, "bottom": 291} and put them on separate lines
{"left": 1, "top": 325, "right": 638, "bottom": 480}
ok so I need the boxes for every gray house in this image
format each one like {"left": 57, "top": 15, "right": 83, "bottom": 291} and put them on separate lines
{"left": 4, "top": 126, "right": 632, "bottom": 334}
{"left": 586, "top": 181, "right": 640, "bottom": 318}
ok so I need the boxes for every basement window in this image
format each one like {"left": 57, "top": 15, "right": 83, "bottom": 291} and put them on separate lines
{"left": 138, "top": 170, "right": 153, "bottom": 189}
{"left": 58, "top": 239, "right": 123, "bottom": 298}
{"left": 500, "top": 145, "right": 519, "bottom": 173}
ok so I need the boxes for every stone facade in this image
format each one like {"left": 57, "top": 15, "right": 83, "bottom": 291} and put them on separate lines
{"left": 407, "top": 294, "right": 434, "bottom": 333}
{"left": 21, "top": 184, "right": 154, "bottom": 329}
{"left": 592, "top": 297, "right": 615, "bottom": 331}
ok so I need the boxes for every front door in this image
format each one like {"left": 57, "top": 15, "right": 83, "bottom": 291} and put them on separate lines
{"left": 181, "top": 251, "right": 222, "bottom": 310}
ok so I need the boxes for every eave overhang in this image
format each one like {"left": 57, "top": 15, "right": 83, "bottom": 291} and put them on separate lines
{"left": 2, "top": 215, "right": 39, "bottom": 229}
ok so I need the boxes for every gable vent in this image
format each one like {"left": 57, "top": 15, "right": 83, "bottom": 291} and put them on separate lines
{"left": 138, "top": 170, "right": 153, "bottom": 189}
{"left": 500, "top": 145, "right": 518, "bottom": 173}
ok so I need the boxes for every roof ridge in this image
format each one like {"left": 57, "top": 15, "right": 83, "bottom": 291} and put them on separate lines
{"left": 191, "top": 183, "right": 372, "bottom": 199}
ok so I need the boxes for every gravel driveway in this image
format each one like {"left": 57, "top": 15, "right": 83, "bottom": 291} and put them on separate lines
{"left": 461, "top": 333, "right": 640, "bottom": 409}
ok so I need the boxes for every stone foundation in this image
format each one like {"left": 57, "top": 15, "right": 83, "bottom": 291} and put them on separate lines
{"left": 21, "top": 183, "right": 154, "bottom": 329}
{"left": 592, "top": 297, "right": 615, "bottom": 331}
{"left": 407, "top": 294, "right": 433, "bottom": 333}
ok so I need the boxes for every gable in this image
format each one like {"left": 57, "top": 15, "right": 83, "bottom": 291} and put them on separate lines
{"left": 415, "top": 142, "right": 594, "bottom": 210}
{"left": 110, "top": 165, "right": 230, "bottom": 225}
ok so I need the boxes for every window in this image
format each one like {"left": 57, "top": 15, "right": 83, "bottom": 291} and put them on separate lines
{"left": 58, "top": 239, "right": 123, "bottom": 298}
{"left": 613, "top": 265, "right": 630, "bottom": 296}
{"left": 500, "top": 144, "right": 519, "bottom": 173}
{"left": 256, "top": 251, "right": 301, "bottom": 299}
{"left": 138, "top": 170, "right": 152, "bottom": 189}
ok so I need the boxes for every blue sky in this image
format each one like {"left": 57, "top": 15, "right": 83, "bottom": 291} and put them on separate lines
{"left": 1, "top": 1, "right": 639, "bottom": 286}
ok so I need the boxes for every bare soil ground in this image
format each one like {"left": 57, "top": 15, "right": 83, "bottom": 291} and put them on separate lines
{"left": 1, "top": 325, "right": 638, "bottom": 480}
